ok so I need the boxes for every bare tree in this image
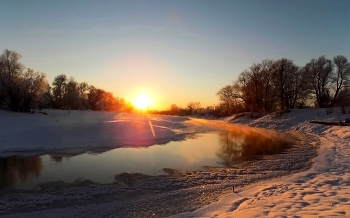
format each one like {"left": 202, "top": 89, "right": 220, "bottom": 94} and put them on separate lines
{"left": 304, "top": 56, "right": 334, "bottom": 108}
{"left": 217, "top": 85, "right": 236, "bottom": 115}
{"left": 44, "top": 84, "right": 54, "bottom": 108}
{"left": 52, "top": 74, "right": 67, "bottom": 108}
{"left": 271, "top": 58, "right": 299, "bottom": 110}
{"left": 76, "top": 82, "right": 89, "bottom": 109}
{"left": 294, "top": 67, "right": 312, "bottom": 108}
{"left": 78, "top": 82, "right": 89, "bottom": 97}
{"left": 187, "top": 101, "right": 201, "bottom": 114}
{"left": 329, "top": 55, "right": 350, "bottom": 107}
{"left": 232, "top": 74, "right": 254, "bottom": 112}
{"left": 20, "top": 68, "right": 47, "bottom": 111}
{"left": 62, "top": 77, "right": 80, "bottom": 109}
{"left": 261, "top": 60, "right": 276, "bottom": 112}
{"left": 0, "top": 49, "right": 24, "bottom": 111}
{"left": 87, "top": 85, "right": 106, "bottom": 110}
{"left": 231, "top": 60, "right": 277, "bottom": 112}
{"left": 0, "top": 50, "right": 48, "bottom": 111}
{"left": 246, "top": 63, "right": 265, "bottom": 112}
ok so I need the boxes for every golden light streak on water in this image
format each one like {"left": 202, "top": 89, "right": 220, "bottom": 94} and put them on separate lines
{"left": 149, "top": 120, "right": 156, "bottom": 137}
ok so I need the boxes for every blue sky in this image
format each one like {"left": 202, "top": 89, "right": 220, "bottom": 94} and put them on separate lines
{"left": 1, "top": 0, "right": 350, "bottom": 109}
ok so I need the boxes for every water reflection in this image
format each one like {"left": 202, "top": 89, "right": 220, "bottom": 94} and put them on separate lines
{"left": 0, "top": 156, "right": 43, "bottom": 189}
{"left": 216, "top": 130, "right": 293, "bottom": 166}
{"left": 50, "top": 156, "right": 63, "bottom": 163}
{"left": 0, "top": 130, "right": 296, "bottom": 190}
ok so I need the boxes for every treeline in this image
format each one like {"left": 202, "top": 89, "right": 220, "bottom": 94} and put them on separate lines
{"left": 149, "top": 101, "right": 224, "bottom": 117}
{"left": 216, "top": 56, "right": 350, "bottom": 116}
{"left": 45, "top": 74, "right": 133, "bottom": 111}
{"left": 0, "top": 49, "right": 131, "bottom": 112}
{"left": 153, "top": 55, "right": 350, "bottom": 117}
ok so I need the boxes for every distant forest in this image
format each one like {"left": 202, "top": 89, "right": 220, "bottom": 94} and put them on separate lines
{"left": 0, "top": 49, "right": 133, "bottom": 112}
{"left": 1, "top": 49, "right": 350, "bottom": 116}
{"left": 152, "top": 56, "right": 350, "bottom": 117}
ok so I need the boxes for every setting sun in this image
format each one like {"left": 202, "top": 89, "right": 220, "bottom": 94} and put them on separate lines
{"left": 132, "top": 93, "right": 153, "bottom": 110}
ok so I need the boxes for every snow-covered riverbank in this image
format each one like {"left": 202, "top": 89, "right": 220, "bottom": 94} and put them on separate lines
{"left": 1, "top": 108, "right": 348, "bottom": 217}
{"left": 174, "top": 108, "right": 350, "bottom": 217}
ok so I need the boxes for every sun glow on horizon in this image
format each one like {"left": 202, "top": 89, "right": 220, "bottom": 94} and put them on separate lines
{"left": 132, "top": 93, "right": 153, "bottom": 110}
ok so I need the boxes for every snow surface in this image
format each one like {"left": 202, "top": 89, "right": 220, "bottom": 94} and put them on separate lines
{"left": 172, "top": 108, "right": 350, "bottom": 217}
{"left": 0, "top": 109, "right": 188, "bottom": 156}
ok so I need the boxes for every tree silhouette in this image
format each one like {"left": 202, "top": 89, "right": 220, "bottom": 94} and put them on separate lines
{"left": 330, "top": 55, "right": 350, "bottom": 107}
{"left": 304, "top": 56, "right": 334, "bottom": 108}
{"left": 0, "top": 49, "right": 24, "bottom": 111}
{"left": 271, "top": 58, "right": 299, "bottom": 110}
{"left": 0, "top": 49, "right": 48, "bottom": 112}
{"left": 217, "top": 85, "right": 236, "bottom": 115}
